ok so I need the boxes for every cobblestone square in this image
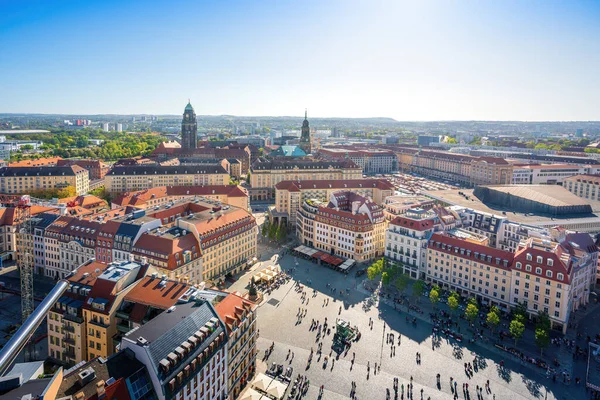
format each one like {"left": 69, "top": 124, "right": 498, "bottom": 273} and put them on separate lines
{"left": 246, "top": 253, "right": 583, "bottom": 400}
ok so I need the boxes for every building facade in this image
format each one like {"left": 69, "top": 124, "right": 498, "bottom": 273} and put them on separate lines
{"left": 273, "top": 179, "right": 394, "bottom": 226}
{"left": 385, "top": 209, "right": 436, "bottom": 279}
{"left": 214, "top": 294, "right": 258, "bottom": 399}
{"left": 296, "top": 191, "right": 386, "bottom": 262}
{"left": 121, "top": 300, "right": 228, "bottom": 400}
{"left": 104, "top": 165, "right": 229, "bottom": 195}
{"left": 0, "top": 166, "right": 89, "bottom": 195}
{"left": 564, "top": 174, "right": 600, "bottom": 201}
{"left": 249, "top": 158, "right": 362, "bottom": 201}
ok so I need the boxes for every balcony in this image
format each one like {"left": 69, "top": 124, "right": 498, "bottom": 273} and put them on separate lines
{"left": 116, "top": 323, "right": 131, "bottom": 334}
{"left": 64, "top": 336, "right": 76, "bottom": 345}
{"left": 62, "top": 349, "right": 76, "bottom": 358}
{"left": 62, "top": 324, "right": 75, "bottom": 333}
{"left": 116, "top": 310, "right": 130, "bottom": 320}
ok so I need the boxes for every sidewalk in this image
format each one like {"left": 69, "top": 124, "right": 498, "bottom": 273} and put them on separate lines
{"left": 358, "top": 280, "right": 576, "bottom": 384}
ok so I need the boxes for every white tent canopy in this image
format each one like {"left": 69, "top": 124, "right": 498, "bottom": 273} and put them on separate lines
{"left": 240, "top": 388, "right": 264, "bottom": 400}
{"left": 251, "top": 373, "right": 271, "bottom": 392}
{"left": 266, "top": 379, "right": 287, "bottom": 399}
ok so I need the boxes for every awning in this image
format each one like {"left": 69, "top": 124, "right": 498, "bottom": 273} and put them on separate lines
{"left": 251, "top": 373, "right": 272, "bottom": 392}
{"left": 240, "top": 388, "right": 263, "bottom": 400}
{"left": 266, "top": 379, "right": 288, "bottom": 399}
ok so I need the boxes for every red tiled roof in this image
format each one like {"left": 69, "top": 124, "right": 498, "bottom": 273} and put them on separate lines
{"left": 214, "top": 293, "right": 256, "bottom": 334}
{"left": 125, "top": 276, "right": 190, "bottom": 309}
{"left": 428, "top": 232, "right": 514, "bottom": 270}
{"left": 390, "top": 216, "right": 434, "bottom": 231}
{"left": 8, "top": 157, "right": 63, "bottom": 167}
{"left": 133, "top": 233, "right": 199, "bottom": 270}
{"left": 514, "top": 242, "right": 571, "bottom": 284}
{"left": 67, "top": 261, "right": 108, "bottom": 287}
{"left": 112, "top": 185, "right": 248, "bottom": 207}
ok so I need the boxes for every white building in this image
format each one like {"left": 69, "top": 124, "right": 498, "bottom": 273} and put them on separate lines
{"left": 121, "top": 300, "right": 228, "bottom": 400}
{"left": 385, "top": 209, "right": 436, "bottom": 278}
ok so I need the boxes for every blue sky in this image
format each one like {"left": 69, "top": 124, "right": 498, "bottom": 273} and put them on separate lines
{"left": 0, "top": 0, "right": 599, "bottom": 120}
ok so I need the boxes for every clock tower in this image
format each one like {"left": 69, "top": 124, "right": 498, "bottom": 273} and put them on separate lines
{"left": 181, "top": 100, "right": 197, "bottom": 149}
{"left": 299, "top": 109, "right": 311, "bottom": 155}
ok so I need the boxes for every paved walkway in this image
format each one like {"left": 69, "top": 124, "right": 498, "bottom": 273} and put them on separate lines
{"left": 252, "top": 253, "right": 579, "bottom": 400}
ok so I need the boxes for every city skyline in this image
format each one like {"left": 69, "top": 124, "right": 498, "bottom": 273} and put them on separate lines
{"left": 1, "top": 0, "right": 599, "bottom": 120}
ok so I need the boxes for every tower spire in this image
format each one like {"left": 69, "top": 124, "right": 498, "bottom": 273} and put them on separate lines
{"left": 305, "top": 108, "right": 307, "bottom": 119}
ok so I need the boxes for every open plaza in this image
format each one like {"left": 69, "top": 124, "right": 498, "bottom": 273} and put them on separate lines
{"left": 228, "top": 243, "right": 598, "bottom": 400}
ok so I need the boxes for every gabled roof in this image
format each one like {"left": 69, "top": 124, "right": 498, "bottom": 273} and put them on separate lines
{"left": 214, "top": 293, "right": 256, "bottom": 334}
{"left": 124, "top": 276, "right": 189, "bottom": 309}
{"left": 428, "top": 232, "right": 514, "bottom": 270}
{"left": 390, "top": 215, "right": 435, "bottom": 231}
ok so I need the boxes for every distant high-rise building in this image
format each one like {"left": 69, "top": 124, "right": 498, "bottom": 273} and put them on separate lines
{"left": 102, "top": 123, "right": 109, "bottom": 132}
{"left": 299, "top": 109, "right": 311, "bottom": 154}
{"left": 418, "top": 135, "right": 440, "bottom": 147}
{"left": 181, "top": 101, "right": 198, "bottom": 149}
{"left": 116, "top": 123, "right": 123, "bottom": 132}
{"left": 331, "top": 126, "right": 339, "bottom": 137}
{"left": 131, "top": 116, "right": 136, "bottom": 122}
{"left": 576, "top": 129, "right": 584, "bottom": 137}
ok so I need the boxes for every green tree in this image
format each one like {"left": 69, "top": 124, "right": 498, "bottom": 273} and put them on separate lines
{"left": 276, "top": 224, "right": 287, "bottom": 242}
{"left": 367, "top": 266, "right": 379, "bottom": 280}
{"left": 535, "top": 328, "right": 550, "bottom": 356}
{"left": 395, "top": 274, "right": 409, "bottom": 293}
{"left": 509, "top": 319, "right": 526, "bottom": 346}
{"left": 513, "top": 301, "right": 527, "bottom": 319}
{"left": 447, "top": 296, "right": 459, "bottom": 318}
{"left": 412, "top": 280, "right": 425, "bottom": 302}
{"left": 536, "top": 311, "right": 551, "bottom": 332}
{"left": 446, "top": 137, "right": 458, "bottom": 144}
{"left": 465, "top": 303, "right": 479, "bottom": 323}
{"left": 268, "top": 223, "right": 277, "bottom": 240}
{"left": 21, "top": 144, "right": 34, "bottom": 150}
{"left": 486, "top": 311, "right": 500, "bottom": 333}
{"left": 261, "top": 221, "right": 269, "bottom": 237}
{"left": 382, "top": 271, "right": 391, "bottom": 285}
{"left": 429, "top": 288, "right": 440, "bottom": 309}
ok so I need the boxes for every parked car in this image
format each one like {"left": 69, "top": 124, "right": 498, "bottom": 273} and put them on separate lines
{"left": 355, "top": 269, "right": 367, "bottom": 277}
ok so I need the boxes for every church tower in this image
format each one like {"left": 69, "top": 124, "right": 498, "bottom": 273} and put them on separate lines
{"left": 181, "top": 100, "right": 197, "bottom": 149}
{"left": 299, "top": 109, "right": 311, "bottom": 154}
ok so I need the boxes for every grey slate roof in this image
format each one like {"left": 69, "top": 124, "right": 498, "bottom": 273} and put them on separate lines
{"left": 130, "top": 300, "right": 225, "bottom": 383}
{"left": 0, "top": 166, "right": 83, "bottom": 176}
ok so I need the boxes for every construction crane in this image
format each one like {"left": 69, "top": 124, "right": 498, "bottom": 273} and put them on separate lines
{"left": 1, "top": 195, "right": 60, "bottom": 323}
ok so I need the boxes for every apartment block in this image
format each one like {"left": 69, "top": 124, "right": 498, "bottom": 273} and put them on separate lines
{"left": 112, "top": 185, "right": 249, "bottom": 211}
{"left": 214, "top": 293, "right": 258, "bottom": 399}
{"left": 0, "top": 166, "right": 90, "bottom": 195}
{"left": 104, "top": 165, "right": 229, "bottom": 195}
{"left": 273, "top": 179, "right": 394, "bottom": 226}
{"left": 296, "top": 191, "right": 386, "bottom": 262}
{"left": 249, "top": 158, "right": 362, "bottom": 201}
{"left": 121, "top": 299, "right": 228, "bottom": 400}
{"left": 564, "top": 174, "right": 600, "bottom": 201}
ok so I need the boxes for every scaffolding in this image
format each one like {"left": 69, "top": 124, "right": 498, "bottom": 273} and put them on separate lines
{"left": 15, "top": 204, "right": 34, "bottom": 323}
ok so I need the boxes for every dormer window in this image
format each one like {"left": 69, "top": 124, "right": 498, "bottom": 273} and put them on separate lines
{"left": 546, "top": 270, "right": 553, "bottom": 278}
{"left": 525, "top": 264, "right": 532, "bottom": 272}
{"left": 557, "top": 273, "right": 564, "bottom": 281}
{"left": 547, "top": 259, "right": 553, "bottom": 266}
{"left": 526, "top": 253, "right": 532, "bottom": 261}
{"left": 536, "top": 256, "right": 543, "bottom": 264}
{"left": 535, "top": 267, "right": 542, "bottom": 275}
